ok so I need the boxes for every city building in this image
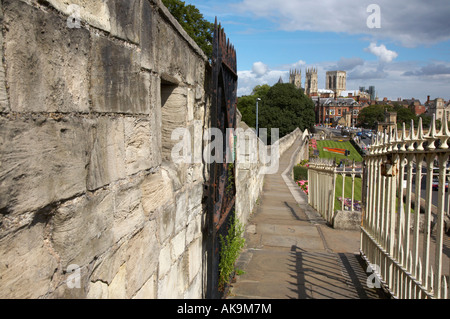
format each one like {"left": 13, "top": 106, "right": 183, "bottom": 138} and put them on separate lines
{"left": 289, "top": 69, "right": 302, "bottom": 89}
{"left": 311, "top": 96, "right": 361, "bottom": 127}
{"left": 325, "top": 71, "right": 346, "bottom": 97}
{"left": 358, "top": 86, "right": 376, "bottom": 101}
{"left": 377, "top": 111, "right": 397, "bottom": 134}
{"left": 305, "top": 67, "right": 318, "bottom": 96}
{"left": 426, "top": 97, "right": 450, "bottom": 122}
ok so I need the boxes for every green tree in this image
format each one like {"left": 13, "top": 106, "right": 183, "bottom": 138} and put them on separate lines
{"left": 357, "top": 105, "right": 392, "bottom": 129}
{"left": 393, "top": 104, "right": 417, "bottom": 128}
{"left": 260, "top": 83, "right": 315, "bottom": 140}
{"left": 237, "top": 84, "right": 271, "bottom": 129}
{"left": 252, "top": 84, "right": 271, "bottom": 98}
{"left": 237, "top": 95, "right": 257, "bottom": 129}
{"left": 162, "top": 0, "right": 213, "bottom": 58}
{"left": 417, "top": 113, "right": 432, "bottom": 128}
{"left": 238, "top": 83, "right": 315, "bottom": 141}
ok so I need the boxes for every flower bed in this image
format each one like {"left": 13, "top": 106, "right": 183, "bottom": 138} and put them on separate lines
{"left": 310, "top": 139, "right": 317, "bottom": 150}
{"left": 323, "top": 147, "right": 346, "bottom": 155}
{"left": 338, "top": 197, "right": 362, "bottom": 211}
{"left": 296, "top": 180, "right": 308, "bottom": 195}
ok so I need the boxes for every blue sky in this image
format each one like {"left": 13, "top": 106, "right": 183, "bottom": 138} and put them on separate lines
{"left": 184, "top": 0, "right": 450, "bottom": 103}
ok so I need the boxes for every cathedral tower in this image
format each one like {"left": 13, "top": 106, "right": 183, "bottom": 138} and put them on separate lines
{"left": 289, "top": 69, "right": 302, "bottom": 89}
{"left": 305, "top": 67, "right": 318, "bottom": 97}
{"left": 326, "top": 71, "right": 346, "bottom": 97}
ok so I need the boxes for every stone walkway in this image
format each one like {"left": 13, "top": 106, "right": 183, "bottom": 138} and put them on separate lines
{"left": 228, "top": 139, "right": 387, "bottom": 299}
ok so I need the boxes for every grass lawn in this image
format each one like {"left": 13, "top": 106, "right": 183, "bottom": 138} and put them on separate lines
{"left": 334, "top": 174, "right": 362, "bottom": 211}
{"left": 316, "top": 140, "right": 363, "bottom": 162}
{"left": 333, "top": 175, "right": 414, "bottom": 213}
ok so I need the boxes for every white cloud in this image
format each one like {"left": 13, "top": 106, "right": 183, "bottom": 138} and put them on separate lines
{"left": 238, "top": 58, "right": 450, "bottom": 103}
{"left": 238, "top": 67, "right": 287, "bottom": 96}
{"left": 365, "top": 43, "right": 398, "bottom": 63}
{"left": 238, "top": 60, "right": 312, "bottom": 95}
{"left": 229, "top": 0, "right": 450, "bottom": 47}
{"left": 290, "top": 60, "right": 306, "bottom": 69}
{"left": 251, "top": 61, "right": 269, "bottom": 77}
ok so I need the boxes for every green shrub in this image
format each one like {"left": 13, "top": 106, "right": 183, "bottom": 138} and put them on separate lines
{"left": 293, "top": 165, "right": 308, "bottom": 181}
{"left": 218, "top": 215, "right": 245, "bottom": 291}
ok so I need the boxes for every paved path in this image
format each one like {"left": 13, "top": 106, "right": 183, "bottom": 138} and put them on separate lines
{"left": 228, "top": 138, "right": 387, "bottom": 299}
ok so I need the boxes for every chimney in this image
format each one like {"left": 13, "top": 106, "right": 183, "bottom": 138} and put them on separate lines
{"left": 427, "top": 95, "right": 430, "bottom": 103}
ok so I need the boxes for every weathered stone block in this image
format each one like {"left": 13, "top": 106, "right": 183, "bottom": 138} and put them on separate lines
{"left": 187, "top": 88, "right": 195, "bottom": 122}
{"left": 188, "top": 237, "right": 202, "bottom": 282}
{"left": 133, "top": 273, "right": 156, "bottom": 299}
{"left": 333, "top": 210, "right": 362, "bottom": 230}
{"left": 0, "top": 116, "right": 93, "bottom": 216}
{"left": 89, "top": 219, "right": 159, "bottom": 298}
{"left": 161, "top": 86, "right": 188, "bottom": 161}
{"left": 158, "top": 202, "right": 176, "bottom": 244}
{"left": 112, "top": 176, "right": 146, "bottom": 242}
{"left": 184, "top": 272, "right": 202, "bottom": 299}
{"left": 0, "top": 223, "right": 58, "bottom": 298}
{"left": 154, "top": 14, "right": 189, "bottom": 84}
{"left": 120, "top": 222, "right": 159, "bottom": 298}
{"left": 186, "top": 210, "right": 202, "bottom": 246}
{"left": 87, "top": 117, "right": 126, "bottom": 191}
{"left": 186, "top": 52, "right": 206, "bottom": 86}
{"left": 140, "top": 0, "right": 155, "bottom": 71}
{"left": 4, "top": 0, "right": 90, "bottom": 113}
{"left": 52, "top": 191, "right": 114, "bottom": 268}
{"left": 149, "top": 74, "right": 163, "bottom": 165}
{"left": 87, "top": 280, "right": 109, "bottom": 299}
{"left": 157, "top": 260, "right": 181, "bottom": 298}
{"left": 0, "top": 3, "right": 9, "bottom": 113}
{"left": 141, "top": 170, "right": 174, "bottom": 216}
{"left": 158, "top": 242, "right": 172, "bottom": 279}
{"left": 124, "top": 117, "right": 155, "bottom": 175}
{"left": 90, "top": 36, "right": 149, "bottom": 114}
{"left": 161, "top": 164, "right": 183, "bottom": 192}
{"left": 108, "top": 262, "right": 127, "bottom": 299}
{"left": 176, "top": 253, "right": 190, "bottom": 296}
{"left": 171, "top": 228, "right": 186, "bottom": 261}
{"left": 188, "top": 183, "right": 204, "bottom": 213}
{"left": 108, "top": 0, "right": 141, "bottom": 44}
{"left": 44, "top": 0, "right": 112, "bottom": 32}
{"left": 174, "top": 191, "right": 187, "bottom": 233}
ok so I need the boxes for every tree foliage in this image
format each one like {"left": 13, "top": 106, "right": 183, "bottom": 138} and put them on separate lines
{"left": 357, "top": 103, "right": 432, "bottom": 129}
{"left": 237, "top": 83, "right": 315, "bottom": 141}
{"left": 162, "top": 0, "right": 213, "bottom": 58}
{"left": 357, "top": 105, "right": 390, "bottom": 129}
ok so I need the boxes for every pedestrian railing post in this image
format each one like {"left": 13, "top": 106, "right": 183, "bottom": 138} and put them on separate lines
{"left": 360, "top": 113, "right": 450, "bottom": 299}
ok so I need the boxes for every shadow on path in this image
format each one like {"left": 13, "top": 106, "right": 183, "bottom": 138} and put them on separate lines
{"left": 287, "top": 245, "right": 388, "bottom": 299}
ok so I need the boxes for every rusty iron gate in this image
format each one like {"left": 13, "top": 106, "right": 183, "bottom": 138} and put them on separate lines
{"left": 205, "top": 18, "right": 238, "bottom": 299}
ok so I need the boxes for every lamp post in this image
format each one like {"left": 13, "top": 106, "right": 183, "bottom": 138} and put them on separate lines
{"left": 256, "top": 98, "right": 261, "bottom": 137}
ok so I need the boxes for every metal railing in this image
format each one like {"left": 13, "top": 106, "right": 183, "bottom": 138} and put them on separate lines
{"left": 308, "top": 158, "right": 362, "bottom": 225}
{"left": 361, "top": 116, "right": 450, "bottom": 299}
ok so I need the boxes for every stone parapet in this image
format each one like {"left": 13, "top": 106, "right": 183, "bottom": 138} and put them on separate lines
{"left": 0, "top": 0, "right": 209, "bottom": 298}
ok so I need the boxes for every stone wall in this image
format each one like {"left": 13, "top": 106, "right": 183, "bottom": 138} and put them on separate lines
{"left": 0, "top": 0, "right": 210, "bottom": 298}
{"left": 235, "top": 110, "right": 308, "bottom": 225}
